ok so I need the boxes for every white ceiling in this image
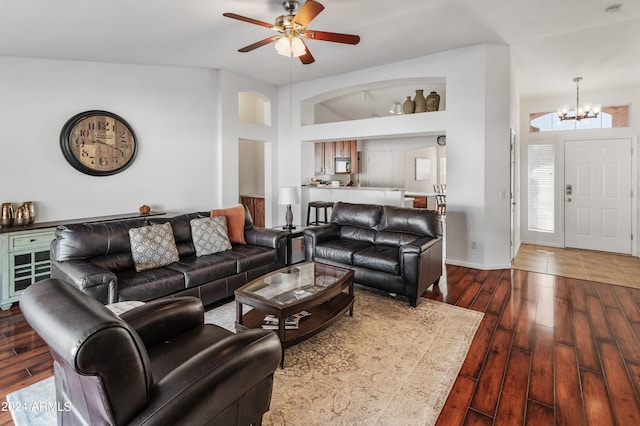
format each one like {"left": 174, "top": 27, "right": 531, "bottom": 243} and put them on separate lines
{"left": 1, "top": 0, "right": 639, "bottom": 101}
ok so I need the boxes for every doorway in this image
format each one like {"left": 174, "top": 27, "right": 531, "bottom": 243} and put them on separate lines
{"left": 564, "top": 138, "right": 632, "bottom": 254}
{"left": 238, "top": 139, "right": 266, "bottom": 227}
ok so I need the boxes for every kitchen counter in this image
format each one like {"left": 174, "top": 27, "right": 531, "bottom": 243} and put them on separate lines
{"left": 305, "top": 185, "right": 403, "bottom": 191}
{"left": 301, "top": 186, "right": 410, "bottom": 224}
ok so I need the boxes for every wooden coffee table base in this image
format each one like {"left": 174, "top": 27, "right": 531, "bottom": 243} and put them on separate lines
{"left": 235, "top": 283, "right": 354, "bottom": 368}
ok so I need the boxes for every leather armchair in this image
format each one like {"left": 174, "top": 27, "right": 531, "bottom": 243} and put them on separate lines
{"left": 21, "top": 279, "right": 282, "bottom": 426}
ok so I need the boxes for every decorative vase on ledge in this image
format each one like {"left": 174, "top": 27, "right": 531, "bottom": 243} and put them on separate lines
{"left": 414, "top": 89, "right": 427, "bottom": 113}
{"left": 426, "top": 91, "right": 440, "bottom": 112}
{"left": 1, "top": 203, "right": 14, "bottom": 227}
{"left": 403, "top": 96, "right": 415, "bottom": 114}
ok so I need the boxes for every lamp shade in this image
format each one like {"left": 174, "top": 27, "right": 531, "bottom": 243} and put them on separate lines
{"left": 279, "top": 186, "right": 300, "bottom": 205}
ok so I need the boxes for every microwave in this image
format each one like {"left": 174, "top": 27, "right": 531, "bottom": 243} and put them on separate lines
{"left": 335, "top": 157, "right": 352, "bottom": 173}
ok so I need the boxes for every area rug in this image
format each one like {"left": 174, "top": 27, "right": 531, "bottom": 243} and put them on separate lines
{"left": 7, "top": 287, "right": 482, "bottom": 425}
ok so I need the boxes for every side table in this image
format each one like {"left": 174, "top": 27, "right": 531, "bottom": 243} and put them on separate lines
{"left": 272, "top": 225, "right": 316, "bottom": 265}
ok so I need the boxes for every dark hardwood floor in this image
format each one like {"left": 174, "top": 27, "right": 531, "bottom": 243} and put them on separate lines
{"left": 2, "top": 265, "right": 640, "bottom": 425}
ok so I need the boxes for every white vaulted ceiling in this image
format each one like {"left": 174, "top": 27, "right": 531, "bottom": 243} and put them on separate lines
{"left": 1, "top": 0, "right": 638, "bottom": 99}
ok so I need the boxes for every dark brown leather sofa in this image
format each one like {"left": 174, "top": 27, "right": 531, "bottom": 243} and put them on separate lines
{"left": 21, "top": 279, "right": 282, "bottom": 426}
{"left": 304, "top": 202, "right": 443, "bottom": 306}
{"left": 50, "top": 208, "right": 287, "bottom": 306}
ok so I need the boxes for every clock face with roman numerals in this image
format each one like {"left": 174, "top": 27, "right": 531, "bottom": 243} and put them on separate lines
{"left": 60, "top": 110, "right": 137, "bottom": 176}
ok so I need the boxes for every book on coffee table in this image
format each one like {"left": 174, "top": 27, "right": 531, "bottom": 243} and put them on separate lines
{"left": 261, "top": 311, "right": 311, "bottom": 330}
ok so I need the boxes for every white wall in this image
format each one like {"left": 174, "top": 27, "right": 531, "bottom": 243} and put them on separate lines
{"left": 0, "top": 56, "right": 218, "bottom": 222}
{"left": 279, "top": 44, "right": 513, "bottom": 269}
{"left": 238, "top": 139, "right": 265, "bottom": 196}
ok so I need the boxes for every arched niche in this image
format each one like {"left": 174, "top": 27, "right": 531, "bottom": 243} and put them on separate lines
{"left": 301, "top": 77, "right": 446, "bottom": 125}
{"left": 238, "top": 91, "right": 272, "bottom": 126}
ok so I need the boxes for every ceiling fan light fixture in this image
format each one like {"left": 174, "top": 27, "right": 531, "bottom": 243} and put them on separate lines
{"left": 275, "top": 35, "right": 306, "bottom": 58}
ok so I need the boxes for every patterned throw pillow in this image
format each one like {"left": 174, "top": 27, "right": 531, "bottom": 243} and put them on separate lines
{"left": 129, "top": 222, "right": 180, "bottom": 272}
{"left": 190, "top": 216, "right": 232, "bottom": 257}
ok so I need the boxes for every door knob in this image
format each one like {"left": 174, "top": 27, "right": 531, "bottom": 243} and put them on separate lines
{"left": 566, "top": 197, "right": 572, "bottom": 202}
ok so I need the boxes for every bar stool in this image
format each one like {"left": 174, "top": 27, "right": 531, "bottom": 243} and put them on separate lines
{"left": 306, "top": 201, "right": 334, "bottom": 226}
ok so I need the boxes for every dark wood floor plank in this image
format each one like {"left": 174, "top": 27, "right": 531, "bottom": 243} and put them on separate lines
{"left": 469, "top": 327, "right": 512, "bottom": 416}
{"left": 586, "top": 295, "right": 614, "bottom": 342}
{"left": 459, "top": 314, "right": 498, "bottom": 379}
{"left": 604, "top": 306, "right": 640, "bottom": 365}
{"left": 512, "top": 299, "right": 536, "bottom": 352}
{"left": 525, "top": 400, "right": 554, "bottom": 426}
{"left": 456, "top": 281, "right": 483, "bottom": 309}
{"left": 554, "top": 296, "right": 574, "bottom": 346}
{"left": 494, "top": 348, "right": 530, "bottom": 424}
{"left": 469, "top": 290, "right": 493, "bottom": 313}
{"left": 529, "top": 325, "right": 554, "bottom": 407}
{"left": 536, "top": 284, "right": 555, "bottom": 328}
{"left": 554, "top": 276, "right": 570, "bottom": 300}
{"left": 572, "top": 310, "right": 601, "bottom": 373}
{"left": 486, "top": 277, "right": 511, "bottom": 318}
{"left": 436, "top": 375, "right": 476, "bottom": 426}
{"left": 580, "top": 369, "right": 615, "bottom": 426}
{"left": 596, "top": 282, "right": 621, "bottom": 309}
{"left": 463, "top": 409, "right": 493, "bottom": 426}
{"left": 598, "top": 340, "right": 640, "bottom": 425}
{"left": 567, "top": 278, "right": 587, "bottom": 312}
{"left": 554, "top": 344, "right": 586, "bottom": 425}
{"left": 612, "top": 285, "right": 640, "bottom": 324}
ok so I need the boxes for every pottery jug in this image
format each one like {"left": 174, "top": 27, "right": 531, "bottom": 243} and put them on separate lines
{"left": 23, "top": 201, "right": 35, "bottom": 224}
{"left": 1, "top": 203, "right": 14, "bottom": 227}
{"left": 14, "top": 205, "right": 27, "bottom": 226}
{"left": 426, "top": 91, "right": 440, "bottom": 112}
{"left": 402, "top": 96, "right": 415, "bottom": 114}
{"left": 414, "top": 89, "right": 427, "bottom": 113}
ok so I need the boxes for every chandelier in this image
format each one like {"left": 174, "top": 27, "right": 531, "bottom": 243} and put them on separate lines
{"left": 557, "top": 77, "right": 601, "bottom": 121}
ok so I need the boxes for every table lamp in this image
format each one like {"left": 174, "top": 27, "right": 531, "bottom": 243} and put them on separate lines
{"left": 279, "top": 186, "right": 300, "bottom": 230}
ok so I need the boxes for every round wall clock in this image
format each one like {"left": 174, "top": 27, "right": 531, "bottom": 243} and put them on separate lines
{"left": 437, "top": 135, "right": 446, "bottom": 146}
{"left": 60, "top": 110, "right": 137, "bottom": 176}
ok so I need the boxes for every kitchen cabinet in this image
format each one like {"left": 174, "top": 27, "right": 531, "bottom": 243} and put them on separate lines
{"left": 315, "top": 140, "right": 358, "bottom": 175}
{"left": 241, "top": 196, "right": 265, "bottom": 227}
{"left": 314, "top": 141, "right": 335, "bottom": 174}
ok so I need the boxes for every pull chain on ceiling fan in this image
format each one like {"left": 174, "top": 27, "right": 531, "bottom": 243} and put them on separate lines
{"left": 223, "top": 0, "right": 360, "bottom": 64}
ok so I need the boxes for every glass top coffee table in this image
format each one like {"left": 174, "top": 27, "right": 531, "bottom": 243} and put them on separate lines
{"left": 234, "top": 261, "right": 354, "bottom": 367}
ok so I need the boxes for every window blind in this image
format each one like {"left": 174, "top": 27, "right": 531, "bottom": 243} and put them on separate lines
{"left": 527, "top": 144, "right": 555, "bottom": 233}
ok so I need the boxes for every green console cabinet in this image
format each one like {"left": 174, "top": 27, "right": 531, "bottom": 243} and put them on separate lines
{"left": 1, "top": 227, "right": 56, "bottom": 310}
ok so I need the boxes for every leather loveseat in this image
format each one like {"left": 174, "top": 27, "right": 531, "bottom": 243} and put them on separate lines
{"left": 304, "top": 202, "right": 442, "bottom": 306}
{"left": 21, "top": 278, "right": 282, "bottom": 426}
{"left": 50, "top": 208, "right": 288, "bottom": 306}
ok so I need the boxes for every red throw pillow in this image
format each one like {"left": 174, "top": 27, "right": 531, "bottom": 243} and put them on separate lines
{"left": 210, "top": 204, "right": 246, "bottom": 244}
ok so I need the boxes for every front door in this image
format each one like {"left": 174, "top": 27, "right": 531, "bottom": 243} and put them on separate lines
{"left": 564, "top": 138, "right": 632, "bottom": 254}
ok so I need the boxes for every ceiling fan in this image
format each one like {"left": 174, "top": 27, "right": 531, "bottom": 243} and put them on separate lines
{"left": 223, "top": 0, "right": 360, "bottom": 64}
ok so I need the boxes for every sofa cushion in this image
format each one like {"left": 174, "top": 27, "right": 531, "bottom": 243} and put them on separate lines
{"left": 379, "top": 206, "right": 439, "bottom": 238}
{"left": 210, "top": 204, "right": 246, "bottom": 244}
{"left": 374, "top": 231, "right": 423, "bottom": 247}
{"left": 230, "top": 245, "right": 278, "bottom": 273}
{"left": 315, "top": 240, "right": 373, "bottom": 265}
{"left": 190, "top": 217, "right": 232, "bottom": 257}
{"left": 165, "top": 254, "right": 238, "bottom": 288}
{"left": 53, "top": 219, "right": 150, "bottom": 261}
{"left": 129, "top": 223, "right": 180, "bottom": 272}
{"left": 339, "top": 225, "right": 377, "bottom": 244}
{"left": 149, "top": 214, "right": 198, "bottom": 258}
{"left": 117, "top": 268, "right": 185, "bottom": 301}
{"left": 330, "top": 202, "right": 383, "bottom": 230}
{"left": 352, "top": 245, "right": 400, "bottom": 275}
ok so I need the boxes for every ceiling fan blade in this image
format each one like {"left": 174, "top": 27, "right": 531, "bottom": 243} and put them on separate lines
{"left": 303, "top": 30, "right": 360, "bottom": 45}
{"left": 293, "top": 0, "right": 325, "bottom": 28}
{"left": 298, "top": 39, "right": 315, "bottom": 64}
{"left": 222, "top": 12, "right": 273, "bottom": 29}
{"left": 238, "top": 36, "right": 281, "bottom": 52}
